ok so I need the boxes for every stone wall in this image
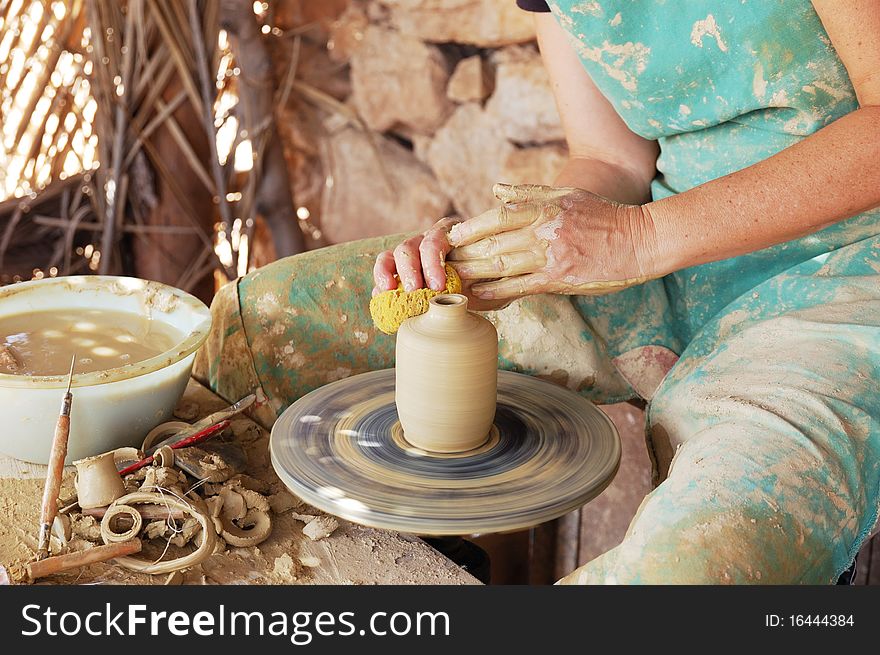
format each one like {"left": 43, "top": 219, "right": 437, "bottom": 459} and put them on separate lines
{"left": 273, "top": 0, "right": 567, "bottom": 245}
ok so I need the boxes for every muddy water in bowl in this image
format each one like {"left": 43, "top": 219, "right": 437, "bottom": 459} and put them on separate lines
{"left": 0, "top": 276, "right": 211, "bottom": 464}
{"left": 0, "top": 309, "right": 181, "bottom": 376}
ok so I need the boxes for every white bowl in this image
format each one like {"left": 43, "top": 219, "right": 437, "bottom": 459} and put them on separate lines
{"left": 0, "top": 276, "right": 211, "bottom": 464}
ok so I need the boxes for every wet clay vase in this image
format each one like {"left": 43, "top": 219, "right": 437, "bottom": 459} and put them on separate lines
{"left": 395, "top": 294, "right": 498, "bottom": 453}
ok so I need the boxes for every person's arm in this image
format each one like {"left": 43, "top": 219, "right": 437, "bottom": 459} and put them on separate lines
{"left": 449, "top": 0, "right": 880, "bottom": 301}
{"left": 373, "top": 12, "right": 659, "bottom": 306}
{"left": 534, "top": 14, "right": 658, "bottom": 205}
{"left": 643, "top": 0, "right": 880, "bottom": 276}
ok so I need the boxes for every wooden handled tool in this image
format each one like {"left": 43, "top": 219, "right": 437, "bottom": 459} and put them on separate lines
{"left": 35, "top": 355, "right": 76, "bottom": 561}
{"left": 145, "top": 393, "right": 256, "bottom": 455}
{"left": 117, "top": 418, "right": 231, "bottom": 476}
{"left": 27, "top": 539, "right": 142, "bottom": 581}
{"left": 80, "top": 506, "right": 186, "bottom": 521}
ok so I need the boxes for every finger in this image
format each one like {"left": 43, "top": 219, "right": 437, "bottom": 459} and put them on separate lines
{"left": 449, "top": 203, "right": 541, "bottom": 247}
{"left": 454, "top": 250, "right": 546, "bottom": 280}
{"left": 493, "top": 183, "right": 575, "bottom": 204}
{"left": 393, "top": 237, "right": 425, "bottom": 292}
{"left": 373, "top": 251, "right": 398, "bottom": 291}
{"left": 432, "top": 216, "right": 461, "bottom": 231}
{"left": 471, "top": 273, "right": 550, "bottom": 300}
{"left": 420, "top": 224, "right": 455, "bottom": 291}
{"left": 448, "top": 227, "right": 535, "bottom": 261}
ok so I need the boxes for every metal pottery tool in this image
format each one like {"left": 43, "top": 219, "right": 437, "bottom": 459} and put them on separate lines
{"left": 35, "top": 355, "right": 76, "bottom": 561}
{"left": 145, "top": 393, "right": 257, "bottom": 455}
{"left": 118, "top": 419, "right": 231, "bottom": 476}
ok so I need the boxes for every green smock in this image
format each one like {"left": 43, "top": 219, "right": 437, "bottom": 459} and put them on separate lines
{"left": 196, "top": 0, "right": 880, "bottom": 583}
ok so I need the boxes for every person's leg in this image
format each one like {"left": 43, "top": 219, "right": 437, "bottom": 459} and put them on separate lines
{"left": 194, "top": 234, "right": 634, "bottom": 428}
{"left": 560, "top": 236, "right": 880, "bottom": 584}
{"left": 194, "top": 235, "right": 401, "bottom": 426}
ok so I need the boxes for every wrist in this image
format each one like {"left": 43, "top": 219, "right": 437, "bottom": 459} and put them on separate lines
{"left": 627, "top": 202, "right": 670, "bottom": 280}
{"left": 619, "top": 205, "right": 663, "bottom": 280}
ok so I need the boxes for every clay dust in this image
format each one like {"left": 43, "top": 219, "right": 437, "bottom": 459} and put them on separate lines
{"left": 0, "top": 381, "right": 476, "bottom": 585}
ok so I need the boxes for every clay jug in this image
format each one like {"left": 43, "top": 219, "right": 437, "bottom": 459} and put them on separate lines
{"left": 73, "top": 451, "right": 126, "bottom": 509}
{"left": 395, "top": 294, "right": 498, "bottom": 452}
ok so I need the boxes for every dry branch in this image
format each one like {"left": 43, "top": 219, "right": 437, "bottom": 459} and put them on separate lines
{"left": 221, "top": 0, "right": 305, "bottom": 258}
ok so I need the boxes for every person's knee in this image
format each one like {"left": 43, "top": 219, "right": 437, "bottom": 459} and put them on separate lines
{"left": 621, "top": 503, "right": 838, "bottom": 583}
{"left": 645, "top": 367, "right": 704, "bottom": 484}
{"left": 565, "top": 471, "right": 846, "bottom": 584}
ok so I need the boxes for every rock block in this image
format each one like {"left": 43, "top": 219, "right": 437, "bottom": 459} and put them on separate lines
{"left": 351, "top": 25, "right": 453, "bottom": 135}
{"left": 426, "top": 103, "right": 514, "bottom": 217}
{"left": 321, "top": 126, "right": 452, "bottom": 242}
{"left": 500, "top": 143, "right": 569, "bottom": 185}
{"left": 486, "top": 46, "right": 564, "bottom": 143}
{"left": 382, "top": 0, "right": 536, "bottom": 47}
{"left": 447, "top": 55, "right": 494, "bottom": 103}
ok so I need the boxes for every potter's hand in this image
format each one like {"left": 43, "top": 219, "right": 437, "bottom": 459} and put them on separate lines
{"left": 373, "top": 218, "right": 509, "bottom": 312}
{"left": 373, "top": 217, "right": 459, "bottom": 296}
{"left": 447, "top": 183, "right": 658, "bottom": 301}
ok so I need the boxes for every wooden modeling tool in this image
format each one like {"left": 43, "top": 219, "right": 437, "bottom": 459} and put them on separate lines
{"left": 27, "top": 539, "right": 142, "bottom": 581}
{"left": 35, "top": 355, "right": 76, "bottom": 561}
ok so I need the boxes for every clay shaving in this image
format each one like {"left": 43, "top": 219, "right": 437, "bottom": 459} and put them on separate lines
{"left": 0, "top": 382, "right": 476, "bottom": 585}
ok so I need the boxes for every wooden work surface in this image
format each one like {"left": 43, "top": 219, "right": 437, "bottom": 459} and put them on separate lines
{"left": 0, "top": 379, "right": 479, "bottom": 585}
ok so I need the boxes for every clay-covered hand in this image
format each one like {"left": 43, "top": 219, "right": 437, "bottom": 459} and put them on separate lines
{"left": 447, "top": 183, "right": 659, "bottom": 301}
{"left": 373, "top": 217, "right": 459, "bottom": 296}
{"left": 372, "top": 218, "right": 510, "bottom": 312}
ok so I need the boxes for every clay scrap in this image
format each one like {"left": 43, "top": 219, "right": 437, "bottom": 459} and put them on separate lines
{"left": 300, "top": 515, "right": 340, "bottom": 541}
{"left": 8, "top": 418, "right": 337, "bottom": 584}
{"left": 0, "top": 384, "right": 361, "bottom": 585}
{"left": 0, "top": 344, "right": 21, "bottom": 372}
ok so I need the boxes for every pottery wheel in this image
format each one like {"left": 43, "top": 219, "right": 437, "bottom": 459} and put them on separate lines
{"left": 270, "top": 369, "right": 620, "bottom": 535}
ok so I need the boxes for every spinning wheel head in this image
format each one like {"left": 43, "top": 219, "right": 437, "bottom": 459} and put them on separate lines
{"left": 270, "top": 369, "right": 620, "bottom": 535}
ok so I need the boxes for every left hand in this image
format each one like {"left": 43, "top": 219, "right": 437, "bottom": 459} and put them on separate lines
{"left": 447, "top": 183, "right": 659, "bottom": 303}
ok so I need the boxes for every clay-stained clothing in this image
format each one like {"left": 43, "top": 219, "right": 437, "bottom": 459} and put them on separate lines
{"left": 544, "top": 0, "right": 880, "bottom": 583}
{"left": 543, "top": 0, "right": 880, "bottom": 394}
{"left": 196, "top": 0, "right": 880, "bottom": 583}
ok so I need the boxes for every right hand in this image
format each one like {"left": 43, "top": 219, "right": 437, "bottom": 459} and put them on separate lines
{"left": 373, "top": 217, "right": 513, "bottom": 312}
{"left": 372, "top": 217, "right": 460, "bottom": 296}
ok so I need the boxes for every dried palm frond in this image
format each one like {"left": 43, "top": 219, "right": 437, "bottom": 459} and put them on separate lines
{"left": 1, "top": 0, "right": 308, "bottom": 297}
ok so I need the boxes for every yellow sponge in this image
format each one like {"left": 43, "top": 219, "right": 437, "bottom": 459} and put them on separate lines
{"left": 370, "top": 265, "right": 462, "bottom": 335}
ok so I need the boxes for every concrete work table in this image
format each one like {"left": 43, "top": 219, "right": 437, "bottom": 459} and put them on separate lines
{"left": 0, "top": 379, "right": 479, "bottom": 585}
